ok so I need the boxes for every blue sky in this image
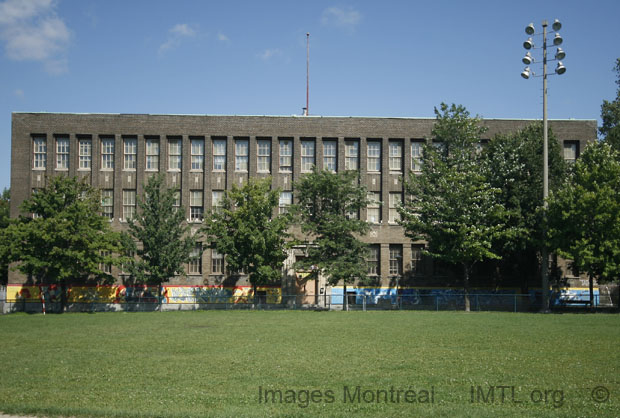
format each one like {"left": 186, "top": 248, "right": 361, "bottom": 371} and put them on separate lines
{"left": 1, "top": 0, "right": 619, "bottom": 191}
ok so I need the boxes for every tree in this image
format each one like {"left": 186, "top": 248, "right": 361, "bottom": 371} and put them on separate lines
{"left": 600, "top": 58, "right": 620, "bottom": 152}
{"left": 482, "top": 123, "right": 566, "bottom": 290}
{"left": 0, "top": 177, "right": 123, "bottom": 310}
{"left": 294, "top": 167, "right": 370, "bottom": 309}
{"left": 0, "top": 188, "right": 9, "bottom": 285}
{"left": 547, "top": 142, "right": 620, "bottom": 305}
{"left": 125, "top": 174, "right": 197, "bottom": 306}
{"left": 202, "top": 178, "right": 291, "bottom": 302}
{"left": 400, "top": 103, "right": 513, "bottom": 311}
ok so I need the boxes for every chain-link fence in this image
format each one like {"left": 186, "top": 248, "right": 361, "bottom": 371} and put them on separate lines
{"left": 2, "top": 292, "right": 612, "bottom": 314}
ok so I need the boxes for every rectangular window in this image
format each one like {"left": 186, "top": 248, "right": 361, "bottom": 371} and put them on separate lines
{"left": 411, "top": 141, "right": 423, "bottom": 172}
{"left": 33, "top": 136, "right": 47, "bottom": 169}
{"left": 101, "top": 137, "right": 115, "bottom": 170}
{"left": 172, "top": 190, "right": 181, "bottom": 212}
{"left": 212, "top": 249, "right": 224, "bottom": 274}
{"left": 301, "top": 140, "right": 315, "bottom": 172}
{"left": 389, "top": 245, "right": 403, "bottom": 276}
{"left": 367, "top": 245, "right": 380, "bottom": 276}
{"left": 101, "top": 189, "right": 113, "bottom": 219}
{"left": 146, "top": 138, "right": 159, "bottom": 171}
{"left": 168, "top": 139, "right": 182, "bottom": 171}
{"left": 279, "top": 191, "right": 292, "bottom": 214}
{"left": 124, "top": 137, "right": 137, "bottom": 170}
{"left": 323, "top": 140, "right": 337, "bottom": 172}
{"left": 412, "top": 244, "right": 425, "bottom": 276}
{"left": 100, "top": 251, "right": 112, "bottom": 275}
{"left": 279, "top": 139, "right": 293, "bottom": 172}
{"left": 190, "top": 190, "right": 204, "bottom": 221}
{"left": 235, "top": 139, "right": 249, "bottom": 172}
{"left": 122, "top": 190, "right": 136, "bottom": 220}
{"left": 189, "top": 244, "right": 202, "bottom": 274}
{"left": 367, "top": 141, "right": 381, "bottom": 172}
{"left": 213, "top": 139, "right": 226, "bottom": 171}
{"left": 367, "top": 191, "right": 381, "bottom": 224}
{"left": 345, "top": 140, "right": 359, "bottom": 171}
{"left": 191, "top": 138, "right": 204, "bottom": 171}
{"left": 212, "top": 190, "right": 224, "bottom": 212}
{"left": 563, "top": 141, "right": 578, "bottom": 164}
{"left": 79, "top": 139, "right": 92, "bottom": 170}
{"left": 56, "top": 137, "right": 69, "bottom": 170}
{"left": 389, "top": 192, "right": 402, "bottom": 224}
{"left": 257, "top": 139, "right": 271, "bottom": 173}
{"left": 389, "top": 140, "right": 402, "bottom": 171}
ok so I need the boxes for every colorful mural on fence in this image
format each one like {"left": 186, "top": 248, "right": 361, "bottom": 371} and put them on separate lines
{"left": 6, "top": 284, "right": 282, "bottom": 305}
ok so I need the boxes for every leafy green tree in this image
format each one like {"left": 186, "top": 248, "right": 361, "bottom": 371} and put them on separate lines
{"left": 400, "top": 103, "right": 513, "bottom": 311}
{"left": 294, "top": 167, "right": 370, "bottom": 309}
{"left": 482, "top": 123, "right": 566, "bottom": 290}
{"left": 547, "top": 142, "right": 620, "bottom": 305}
{"left": 202, "top": 178, "right": 291, "bottom": 302}
{"left": 125, "top": 174, "right": 197, "bottom": 306}
{"left": 0, "top": 188, "right": 10, "bottom": 285}
{"left": 0, "top": 177, "right": 123, "bottom": 310}
{"left": 600, "top": 58, "right": 620, "bottom": 152}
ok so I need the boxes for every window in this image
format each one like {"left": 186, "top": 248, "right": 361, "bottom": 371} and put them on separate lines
{"left": 122, "top": 190, "right": 136, "bottom": 220}
{"left": 563, "top": 141, "right": 578, "bottom": 164}
{"left": 191, "top": 138, "right": 204, "bottom": 171}
{"left": 389, "top": 245, "right": 403, "bottom": 276}
{"left": 189, "top": 244, "right": 202, "bottom": 274}
{"left": 100, "top": 251, "right": 112, "bottom": 275}
{"left": 412, "top": 244, "right": 425, "bottom": 276}
{"left": 367, "top": 245, "right": 380, "bottom": 276}
{"left": 345, "top": 140, "right": 359, "bottom": 171}
{"left": 124, "top": 137, "right": 137, "bottom": 170}
{"left": 79, "top": 139, "right": 91, "bottom": 170}
{"left": 172, "top": 190, "right": 181, "bottom": 212}
{"left": 56, "top": 137, "right": 69, "bottom": 169}
{"left": 33, "top": 136, "right": 47, "bottom": 169}
{"left": 279, "top": 139, "right": 292, "bottom": 172}
{"left": 235, "top": 139, "right": 248, "bottom": 171}
{"left": 411, "top": 141, "right": 423, "bottom": 172}
{"left": 121, "top": 250, "right": 135, "bottom": 275}
{"left": 367, "top": 192, "right": 381, "bottom": 224}
{"left": 367, "top": 141, "right": 381, "bottom": 172}
{"left": 101, "top": 137, "right": 115, "bottom": 170}
{"left": 212, "top": 249, "right": 224, "bottom": 274}
{"left": 212, "top": 190, "right": 224, "bottom": 212}
{"left": 257, "top": 139, "right": 271, "bottom": 173}
{"left": 323, "top": 140, "right": 337, "bottom": 172}
{"left": 279, "top": 191, "right": 292, "bottom": 214}
{"left": 146, "top": 138, "right": 159, "bottom": 171}
{"left": 101, "top": 189, "right": 113, "bottom": 219}
{"left": 301, "top": 140, "right": 315, "bottom": 172}
{"left": 168, "top": 139, "right": 182, "bottom": 171}
{"left": 389, "top": 192, "right": 402, "bottom": 223}
{"left": 190, "top": 190, "right": 204, "bottom": 221}
{"left": 213, "top": 139, "right": 226, "bottom": 171}
{"left": 389, "top": 140, "right": 402, "bottom": 171}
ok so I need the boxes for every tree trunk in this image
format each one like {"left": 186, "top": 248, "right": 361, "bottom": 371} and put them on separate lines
{"left": 344, "top": 283, "right": 348, "bottom": 311}
{"left": 463, "top": 264, "right": 471, "bottom": 312}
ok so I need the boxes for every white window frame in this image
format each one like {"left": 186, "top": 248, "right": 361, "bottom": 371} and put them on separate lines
{"left": 122, "top": 190, "right": 136, "bottom": 221}
{"left": 79, "top": 139, "right": 92, "bottom": 170}
{"left": 168, "top": 139, "right": 182, "bottom": 171}
{"left": 56, "top": 137, "right": 69, "bottom": 170}
{"left": 389, "top": 192, "right": 402, "bottom": 224}
{"left": 189, "top": 244, "right": 202, "bottom": 274}
{"left": 191, "top": 138, "right": 204, "bottom": 171}
{"left": 257, "top": 140, "right": 271, "bottom": 173}
{"left": 411, "top": 141, "right": 423, "bottom": 172}
{"left": 279, "top": 191, "right": 292, "bottom": 214}
{"left": 101, "top": 138, "right": 115, "bottom": 170}
{"left": 389, "top": 140, "right": 402, "bottom": 172}
{"left": 323, "top": 140, "right": 337, "bottom": 172}
{"left": 212, "top": 190, "right": 224, "bottom": 211}
{"left": 301, "top": 140, "right": 315, "bottom": 172}
{"left": 213, "top": 139, "right": 226, "bottom": 171}
{"left": 101, "top": 189, "right": 113, "bottom": 219}
{"left": 344, "top": 140, "right": 359, "bottom": 171}
{"left": 212, "top": 249, "right": 224, "bottom": 274}
{"left": 279, "top": 139, "right": 292, "bottom": 173}
{"left": 367, "top": 191, "right": 381, "bottom": 224}
{"left": 146, "top": 139, "right": 160, "bottom": 171}
{"left": 235, "top": 139, "right": 249, "bottom": 172}
{"left": 33, "top": 137, "right": 47, "bottom": 169}
{"left": 367, "top": 245, "right": 380, "bottom": 276}
{"left": 124, "top": 137, "right": 137, "bottom": 170}
{"left": 367, "top": 141, "right": 381, "bottom": 172}
{"left": 389, "top": 245, "right": 403, "bottom": 276}
{"left": 190, "top": 190, "right": 204, "bottom": 222}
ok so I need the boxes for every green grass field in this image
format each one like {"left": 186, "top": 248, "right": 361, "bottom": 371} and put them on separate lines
{"left": 0, "top": 310, "right": 618, "bottom": 417}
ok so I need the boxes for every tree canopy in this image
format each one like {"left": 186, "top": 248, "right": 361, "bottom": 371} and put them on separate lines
{"left": 294, "top": 167, "right": 370, "bottom": 290}
{"left": 0, "top": 177, "right": 122, "bottom": 289}
{"left": 125, "top": 174, "right": 197, "bottom": 288}
{"left": 202, "top": 177, "right": 291, "bottom": 295}
{"left": 600, "top": 58, "right": 620, "bottom": 152}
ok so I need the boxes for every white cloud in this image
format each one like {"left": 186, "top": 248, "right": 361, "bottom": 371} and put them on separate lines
{"left": 259, "top": 48, "right": 281, "bottom": 61}
{"left": 217, "top": 32, "right": 229, "bottom": 42}
{"left": 0, "top": 0, "right": 71, "bottom": 74}
{"left": 159, "top": 23, "right": 197, "bottom": 55}
{"left": 321, "top": 6, "right": 362, "bottom": 31}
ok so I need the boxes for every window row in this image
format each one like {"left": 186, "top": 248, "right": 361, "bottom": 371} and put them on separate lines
{"left": 366, "top": 244, "right": 429, "bottom": 277}
{"left": 32, "top": 136, "right": 428, "bottom": 174}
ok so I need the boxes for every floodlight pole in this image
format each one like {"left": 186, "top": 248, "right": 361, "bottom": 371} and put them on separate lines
{"left": 541, "top": 20, "right": 550, "bottom": 313}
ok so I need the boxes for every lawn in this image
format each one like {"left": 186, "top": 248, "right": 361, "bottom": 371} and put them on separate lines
{"left": 0, "top": 310, "right": 618, "bottom": 417}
